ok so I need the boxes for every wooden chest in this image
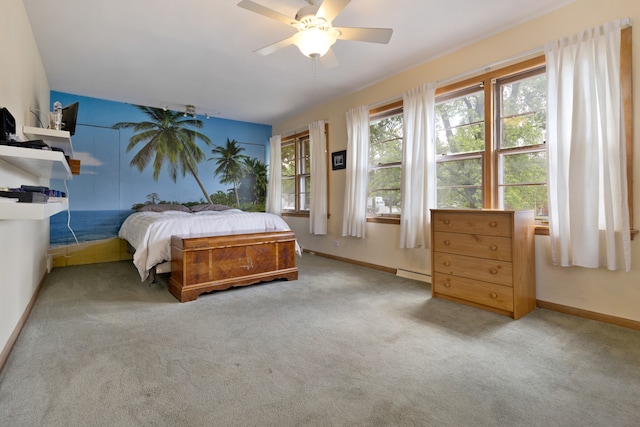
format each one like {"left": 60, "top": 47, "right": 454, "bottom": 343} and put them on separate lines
{"left": 169, "top": 230, "right": 298, "bottom": 302}
{"left": 430, "top": 209, "right": 535, "bottom": 319}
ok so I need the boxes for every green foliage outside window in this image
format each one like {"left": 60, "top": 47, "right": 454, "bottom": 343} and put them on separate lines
{"left": 369, "top": 114, "right": 402, "bottom": 214}
{"left": 499, "top": 72, "right": 548, "bottom": 214}
{"left": 435, "top": 69, "right": 548, "bottom": 213}
{"left": 435, "top": 90, "right": 485, "bottom": 208}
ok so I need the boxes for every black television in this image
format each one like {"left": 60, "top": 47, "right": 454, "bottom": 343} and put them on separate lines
{"left": 61, "top": 102, "right": 79, "bottom": 136}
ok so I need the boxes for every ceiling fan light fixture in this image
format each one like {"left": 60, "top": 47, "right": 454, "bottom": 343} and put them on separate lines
{"left": 294, "top": 27, "right": 339, "bottom": 58}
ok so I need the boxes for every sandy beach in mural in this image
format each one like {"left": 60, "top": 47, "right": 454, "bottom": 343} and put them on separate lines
{"left": 49, "top": 236, "right": 131, "bottom": 267}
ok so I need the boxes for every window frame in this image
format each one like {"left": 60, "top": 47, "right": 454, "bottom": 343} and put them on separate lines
{"left": 435, "top": 56, "right": 547, "bottom": 210}
{"left": 367, "top": 100, "right": 403, "bottom": 224}
{"left": 494, "top": 66, "right": 548, "bottom": 213}
{"left": 280, "top": 124, "right": 330, "bottom": 218}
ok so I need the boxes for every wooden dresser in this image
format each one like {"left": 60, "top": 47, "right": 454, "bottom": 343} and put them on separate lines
{"left": 430, "top": 209, "right": 535, "bottom": 319}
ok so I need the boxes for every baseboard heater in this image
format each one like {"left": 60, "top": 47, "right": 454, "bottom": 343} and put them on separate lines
{"left": 396, "top": 267, "right": 431, "bottom": 283}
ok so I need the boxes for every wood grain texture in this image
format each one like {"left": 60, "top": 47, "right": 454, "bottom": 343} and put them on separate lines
{"left": 169, "top": 230, "right": 298, "bottom": 302}
{"left": 431, "top": 209, "right": 535, "bottom": 319}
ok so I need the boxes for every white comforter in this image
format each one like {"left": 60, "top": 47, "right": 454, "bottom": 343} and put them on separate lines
{"left": 119, "top": 210, "right": 299, "bottom": 281}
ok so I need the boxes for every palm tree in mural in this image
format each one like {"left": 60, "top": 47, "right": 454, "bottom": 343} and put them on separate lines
{"left": 209, "top": 138, "right": 247, "bottom": 206}
{"left": 113, "top": 106, "right": 214, "bottom": 204}
{"left": 242, "top": 157, "right": 268, "bottom": 203}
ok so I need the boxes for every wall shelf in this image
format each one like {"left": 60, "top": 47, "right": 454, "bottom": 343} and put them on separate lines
{"left": 0, "top": 145, "right": 72, "bottom": 180}
{"left": 0, "top": 199, "right": 68, "bottom": 220}
{"left": 22, "top": 126, "right": 74, "bottom": 157}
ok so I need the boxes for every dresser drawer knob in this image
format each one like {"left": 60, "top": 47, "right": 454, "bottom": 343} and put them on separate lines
{"left": 444, "top": 240, "right": 451, "bottom": 245}
{"left": 489, "top": 221, "right": 498, "bottom": 227}
{"left": 443, "top": 219, "right": 451, "bottom": 225}
{"left": 444, "top": 261, "right": 451, "bottom": 267}
{"left": 490, "top": 268, "right": 498, "bottom": 275}
{"left": 490, "top": 292, "right": 498, "bottom": 299}
{"left": 490, "top": 245, "right": 497, "bottom": 251}
{"left": 444, "top": 280, "right": 451, "bottom": 288}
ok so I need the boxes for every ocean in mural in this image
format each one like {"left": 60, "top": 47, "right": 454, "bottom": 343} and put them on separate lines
{"left": 50, "top": 210, "right": 134, "bottom": 247}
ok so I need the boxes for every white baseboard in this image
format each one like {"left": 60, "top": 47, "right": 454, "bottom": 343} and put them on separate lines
{"left": 396, "top": 268, "right": 431, "bottom": 283}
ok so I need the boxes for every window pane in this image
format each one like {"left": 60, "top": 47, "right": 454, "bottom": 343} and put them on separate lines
{"left": 370, "top": 114, "right": 403, "bottom": 165}
{"left": 300, "top": 138, "right": 310, "bottom": 174}
{"left": 282, "top": 177, "right": 295, "bottom": 210}
{"left": 502, "top": 151, "right": 547, "bottom": 185}
{"left": 368, "top": 109, "right": 403, "bottom": 217}
{"left": 368, "top": 166, "right": 401, "bottom": 214}
{"left": 437, "top": 158, "right": 482, "bottom": 186}
{"left": 500, "top": 74, "right": 546, "bottom": 148}
{"left": 371, "top": 114, "right": 403, "bottom": 143}
{"left": 281, "top": 144, "right": 295, "bottom": 177}
{"left": 367, "top": 190, "right": 401, "bottom": 215}
{"left": 436, "top": 188, "right": 483, "bottom": 209}
{"left": 299, "top": 175, "right": 310, "bottom": 211}
{"left": 501, "top": 74, "right": 546, "bottom": 116}
{"left": 436, "top": 157, "right": 482, "bottom": 209}
{"left": 502, "top": 185, "right": 548, "bottom": 216}
{"left": 368, "top": 167, "right": 401, "bottom": 191}
{"left": 435, "top": 90, "right": 485, "bottom": 155}
{"left": 369, "top": 138, "right": 402, "bottom": 165}
{"left": 500, "top": 150, "right": 547, "bottom": 215}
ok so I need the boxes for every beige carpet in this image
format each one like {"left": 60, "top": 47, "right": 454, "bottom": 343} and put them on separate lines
{"left": 1, "top": 254, "right": 639, "bottom": 426}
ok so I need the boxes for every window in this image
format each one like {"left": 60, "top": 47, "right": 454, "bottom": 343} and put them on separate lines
{"left": 281, "top": 131, "right": 310, "bottom": 214}
{"left": 496, "top": 69, "right": 547, "bottom": 215}
{"left": 435, "top": 57, "right": 548, "bottom": 213}
{"left": 434, "top": 86, "right": 485, "bottom": 209}
{"left": 368, "top": 101, "right": 403, "bottom": 219}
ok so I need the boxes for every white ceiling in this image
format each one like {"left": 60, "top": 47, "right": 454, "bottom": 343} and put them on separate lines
{"left": 23, "top": 0, "right": 572, "bottom": 125}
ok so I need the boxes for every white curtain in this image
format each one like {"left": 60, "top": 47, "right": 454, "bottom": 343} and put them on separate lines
{"left": 309, "top": 120, "right": 328, "bottom": 234}
{"left": 400, "top": 83, "right": 437, "bottom": 249}
{"left": 545, "top": 19, "right": 631, "bottom": 271}
{"left": 342, "top": 105, "right": 370, "bottom": 238}
{"left": 266, "top": 134, "right": 282, "bottom": 215}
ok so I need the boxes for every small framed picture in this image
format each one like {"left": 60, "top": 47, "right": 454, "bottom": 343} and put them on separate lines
{"left": 332, "top": 150, "right": 346, "bottom": 170}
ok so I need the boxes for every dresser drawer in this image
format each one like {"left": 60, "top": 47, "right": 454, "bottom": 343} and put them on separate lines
{"left": 432, "top": 211, "right": 512, "bottom": 237}
{"left": 433, "top": 231, "right": 512, "bottom": 261}
{"left": 433, "top": 252, "right": 513, "bottom": 287}
{"left": 433, "top": 273, "right": 514, "bottom": 312}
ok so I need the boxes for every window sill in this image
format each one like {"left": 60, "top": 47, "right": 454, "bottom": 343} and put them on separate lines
{"left": 367, "top": 216, "right": 400, "bottom": 224}
{"left": 282, "top": 212, "right": 309, "bottom": 218}
{"left": 535, "top": 225, "right": 639, "bottom": 240}
{"left": 535, "top": 225, "right": 549, "bottom": 236}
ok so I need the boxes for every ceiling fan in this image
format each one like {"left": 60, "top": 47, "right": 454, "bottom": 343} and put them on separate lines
{"left": 237, "top": 0, "right": 393, "bottom": 61}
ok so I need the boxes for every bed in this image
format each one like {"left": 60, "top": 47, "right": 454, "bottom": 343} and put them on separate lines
{"left": 118, "top": 204, "right": 300, "bottom": 301}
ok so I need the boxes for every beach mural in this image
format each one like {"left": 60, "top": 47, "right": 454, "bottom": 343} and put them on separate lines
{"left": 48, "top": 91, "right": 271, "bottom": 267}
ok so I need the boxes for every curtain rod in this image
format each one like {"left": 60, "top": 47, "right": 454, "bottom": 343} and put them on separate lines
{"left": 436, "top": 17, "right": 631, "bottom": 87}
{"left": 371, "top": 17, "right": 633, "bottom": 107}
{"left": 435, "top": 46, "right": 545, "bottom": 87}
{"left": 280, "top": 120, "right": 328, "bottom": 138}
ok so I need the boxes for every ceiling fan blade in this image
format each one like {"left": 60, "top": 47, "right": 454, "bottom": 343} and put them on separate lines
{"left": 254, "top": 35, "right": 296, "bottom": 56}
{"left": 334, "top": 27, "right": 393, "bottom": 44}
{"left": 237, "top": 0, "right": 298, "bottom": 27}
{"left": 320, "top": 48, "right": 339, "bottom": 69}
{"left": 316, "top": 0, "right": 350, "bottom": 24}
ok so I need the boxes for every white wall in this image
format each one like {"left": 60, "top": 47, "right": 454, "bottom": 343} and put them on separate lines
{"left": 274, "top": 0, "right": 640, "bottom": 323}
{"left": 0, "top": 0, "right": 51, "bottom": 358}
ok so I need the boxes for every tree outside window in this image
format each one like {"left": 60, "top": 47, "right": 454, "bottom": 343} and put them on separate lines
{"left": 368, "top": 102, "right": 403, "bottom": 218}
{"left": 281, "top": 132, "right": 311, "bottom": 214}
{"left": 434, "top": 60, "right": 548, "bottom": 215}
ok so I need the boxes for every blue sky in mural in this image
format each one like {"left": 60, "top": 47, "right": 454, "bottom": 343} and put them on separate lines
{"left": 49, "top": 91, "right": 272, "bottom": 210}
